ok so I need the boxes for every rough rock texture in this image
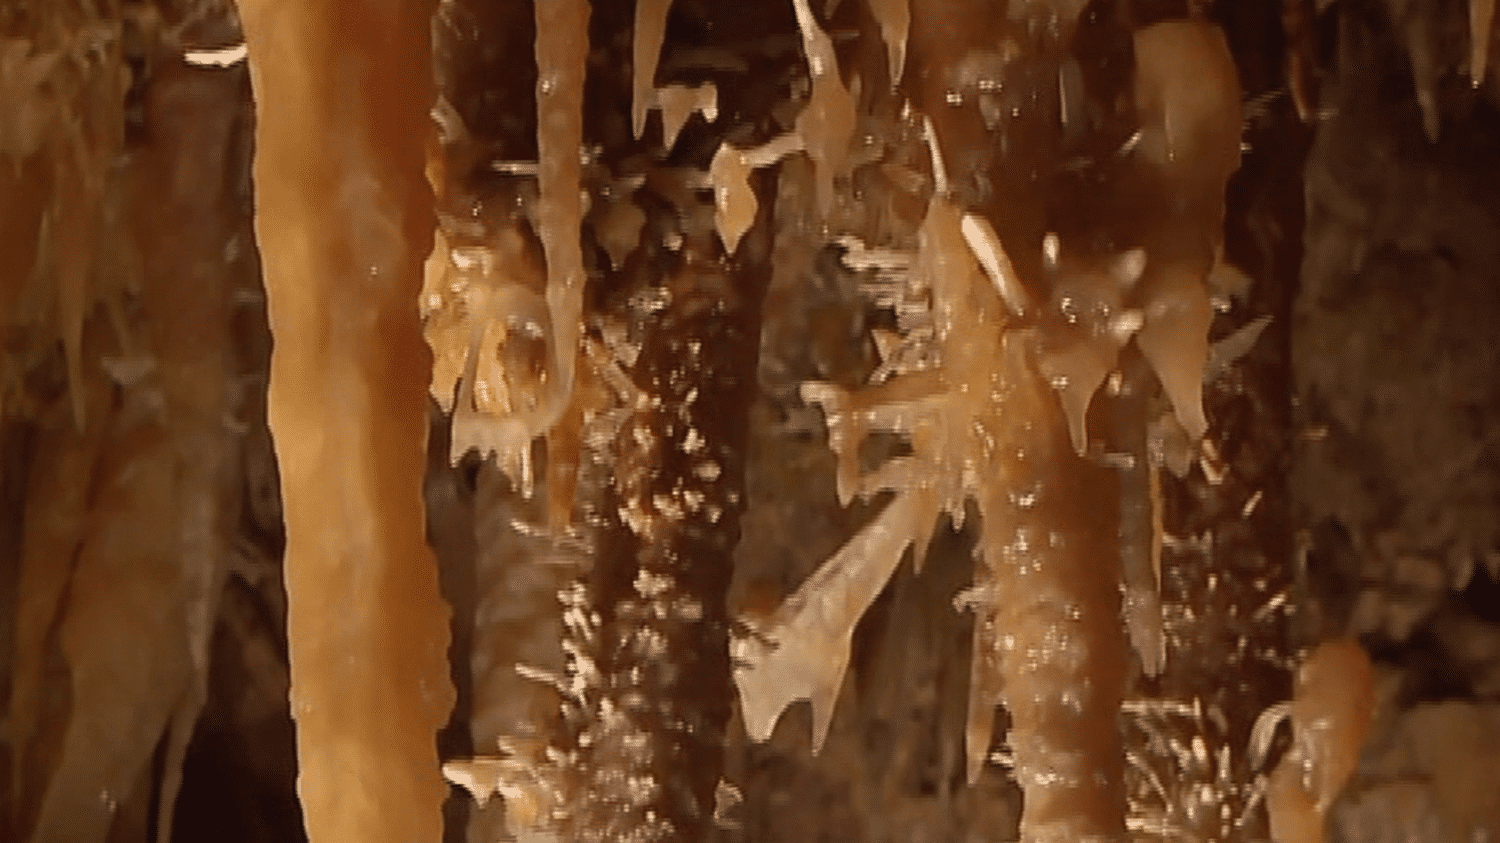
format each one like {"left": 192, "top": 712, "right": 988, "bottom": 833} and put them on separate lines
{"left": 1297, "top": 3, "right": 1500, "bottom": 842}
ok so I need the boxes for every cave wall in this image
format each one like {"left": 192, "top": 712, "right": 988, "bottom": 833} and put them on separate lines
{"left": 1298, "top": 1, "right": 1500, "bottom": 840}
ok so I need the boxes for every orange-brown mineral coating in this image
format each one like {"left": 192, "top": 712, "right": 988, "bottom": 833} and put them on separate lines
{"left": 528, "top": 0, "right": 589, "bottom": 440}
{"left": 905, "top": 5, "right": 1132, "bottom": 836}
{"left": 1292, "top": 638, "right": 1375, "bottom": 814}
{"left": 1266, "top": 640, "right": 1375, "bottom": 843}
{"left": 983, "top": 367, "right": 1129, "bottom": 843}
{"left": 238, "top": 2, "right": 453, "bottom": 842}
{"left": 633, "top": 0, "right": 672, "bottom": 139}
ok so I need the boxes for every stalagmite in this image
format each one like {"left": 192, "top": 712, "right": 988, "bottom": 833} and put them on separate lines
{"left": 238, "top": 2, "right": 453, "bottom": 841}
{"left": 553, "top": 187, "right": 769, "bottom": 843}
{"left": 976, "top": 397, "right": 1129, "bottom": 843}
{"left": 1266, "top": 639, "right": 1376, "bottom": 843}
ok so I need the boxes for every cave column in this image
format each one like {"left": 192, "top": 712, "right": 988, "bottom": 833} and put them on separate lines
{"left": 238, "top": 2, "right": 454, "bottom": 841}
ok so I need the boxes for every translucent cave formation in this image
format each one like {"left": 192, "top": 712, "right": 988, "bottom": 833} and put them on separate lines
{"left": 3, "top": 1, "right": 1500, "bottom": 843}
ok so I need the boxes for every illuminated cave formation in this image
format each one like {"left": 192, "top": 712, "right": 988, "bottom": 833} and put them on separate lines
{"left": 3, "top": 1, "right": 1500, "bottom": 842}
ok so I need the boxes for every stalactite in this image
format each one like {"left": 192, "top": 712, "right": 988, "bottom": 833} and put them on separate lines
{"left": 737, "top": 483, "right": 943, "bottom": 752}
{"left": 1283, "top": 0, "right": 1320, "bottom": 121}
{"left": 654, "top": 83, "right": 718, "bottom": 151}
{"left": 791, "top": 0, "right": 856, "bottom": 214}
{"left": 529, "top": 0, "right": 589, "bottom": 444}
{"left": 633, "top": 0, "right": 674, "bottom": 140}
{"left": 864, "top": 0, "right": 910, "bottom": 85}
{"left": 238, "top": 2, "right": 454, "bottom": 841}
{"left": 711, "top": 142, "right": 763, "bottom": 255}
{"left": 1032, "top": 242, "right": 1146, "bottom": 456}
{"left": 1115, "top": 349, "right": 1167, "bottom": 677}
{"left": 1127, "top": 19, "right": 1242, "bottom": 444}
{"left": 445, "top": 0, "right": 590, "bottom": 472}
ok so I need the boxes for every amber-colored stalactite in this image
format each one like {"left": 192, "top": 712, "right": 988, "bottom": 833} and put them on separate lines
{"left": 238, "top": 2, "right": 454, "bottom": 842}
{"left": 530, "top": 0, "right": 588, "bottom": 445}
